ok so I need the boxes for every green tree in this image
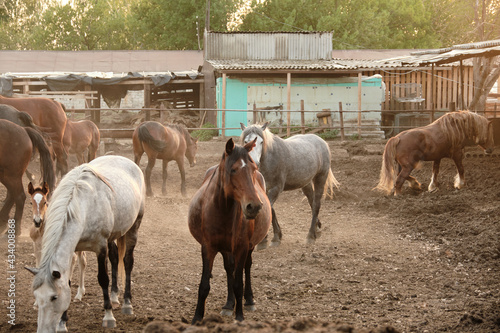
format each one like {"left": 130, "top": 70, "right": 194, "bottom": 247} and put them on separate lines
{"left": 128, "top": 0, "right": 244, "bottom": 50}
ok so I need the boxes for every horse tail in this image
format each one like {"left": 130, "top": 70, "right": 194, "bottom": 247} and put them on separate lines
{"left": 137, "top": 124, "right": 167, "bottom": 152}
{"left": 18, "top": 111, "right": 37, "bottom": 128}
{"left": 374, "top": 137, "right": 399, "bottom": 195}
{"left": 24, "top": 127, "right": 56, "bottom": 196}
{"left": 88, "top": 124, "right": 100, "bottom": 162}
{"left": 117, "top": 236, "right": 126, "bottom": 289}
{"left": 324, "top": 168, "right": 340, "bottom": 199}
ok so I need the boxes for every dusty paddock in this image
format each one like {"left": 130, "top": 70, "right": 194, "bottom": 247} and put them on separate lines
{"left": 1, "top": 138, "right": 499, "bottom": 332}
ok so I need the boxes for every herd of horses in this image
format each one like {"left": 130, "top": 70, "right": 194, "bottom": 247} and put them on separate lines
{"left": 0, "top": 95, "right": 495, "bottom": 332}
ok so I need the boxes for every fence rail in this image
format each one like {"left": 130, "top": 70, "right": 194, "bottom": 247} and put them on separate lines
{"left": 65, "top": 105, "right": 499, "bottom": 140}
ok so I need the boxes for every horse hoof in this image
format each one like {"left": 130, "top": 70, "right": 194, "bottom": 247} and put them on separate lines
{"left": 256, "top": 241, "right": 268, "bottom": 251}
{"left": 122, "top": 305, "right": 133, "bottom": 315}
{"left": 306, "top": 237, "right": 316, "bottom": 245}
{"left": 244, "top": 304, "right": 256, "bottom": 312}
{"left": 270, "top": 241, "right": 281, "bottom": 248}
{"left": 56, "top": 321, "right": 68, "bottom": 332}
{"left": 220, "top": 308, "right": 233, "bottom": 316}
{"left": 102, "top": 319, "right": 116, "bottom": 328}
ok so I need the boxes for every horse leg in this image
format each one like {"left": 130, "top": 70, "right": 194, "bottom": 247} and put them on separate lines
{"left": 25, "top": 169, "right": 35, "bottom": 181}
{"left": 263, "top": 188, "right": 282, "bottom": 248}
{"left": 192, "top": 245, "right": 216, "bottom": 324}
{"left": 233, "top": 248, "right": 248, "bottom": 322}
{"left": 108, "top": 242, "right": 120, "bottom": 306}
{"left": 122, "top": 214, "right": 142, "bottom": 315}
{"left": 221, "top": 252, "right": 235, "bottom": 316}
{"left": 394, "top": 165, "right": 413, "bottom": 196}
{"left": 145, "top": 156, "right": 156, "bottom": 197}
{"left": 12, "top": 185, "right": 26, "bottom": 236}
{"left": 452, "top": 153, "right": 465, "bottom": 189}
{"left": 428, "top": 160, "right": 441, "bottom": 192}
{"left": 301, "top": 183, "right": 321, "bottom": 230}
{"left": 177, "top": 159, "right": 187, "bottom": 197}
{"left": 161, "top": 160, "right": 169, "bottom": 196}
{"left": 0, "top": 189, "right": 15, "bottom": 233}
{"left": 97, "top": 247, "right": 116, "bottom": 328}
{"left": 306, "top": 177, "right": 325, "bottom": 244}
{"left": 74, "top": 251, "right": 87, "bottom": 301}
{"left": 244, "top": 249, "right": 256, "bottom": 312}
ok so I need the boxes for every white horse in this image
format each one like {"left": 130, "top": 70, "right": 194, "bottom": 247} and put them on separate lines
{"left": 26, "top": 155, "right": 146, "bottom": 333}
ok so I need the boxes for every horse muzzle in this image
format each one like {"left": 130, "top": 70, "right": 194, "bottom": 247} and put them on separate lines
{"left": 243, "top": 202, "right": 263, "bottom": 220}
{"left": 33, "top": 218, "right": 43, "bottom": 228}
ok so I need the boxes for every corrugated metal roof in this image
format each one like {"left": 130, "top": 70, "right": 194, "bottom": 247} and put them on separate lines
{"left": 0, "top": 50, "right": 204, "bottom": 74}
{"left": 205, "top": 31, "right": 332, "bottom": 61}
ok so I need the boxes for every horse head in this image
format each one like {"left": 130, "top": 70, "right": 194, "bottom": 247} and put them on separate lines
{"left": 27, "top": 267, "right": 71, "bottom": 333}
{"left": 186, "top": 136, "right": 198, "bottom": 167}
{"left": 28, "top": 182, "right": 49, "bottom": 228}
{"left": 222, "top": 138, "right": 263, "bottom": 220}
{"left": 240, "top": 122, "right": 269, "bottom": 166}
{"left": 478, "top": 120, "right": 495, "bottom": 154}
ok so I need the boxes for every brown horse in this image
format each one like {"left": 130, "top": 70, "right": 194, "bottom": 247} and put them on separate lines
{"left": 63, "top": 119, "right": 100, "bottom": 164}
{"left": 375, "top": 110, "right": 495, "bottom": 196}
{"left": 27, "top": 182, "right": 88, "bottom": 303}
{"left": 188, "top": 138, "right": 272, "bottom": 323}
{"left": 132, "top": 121, "right": 198, "bottom": 197}
{"left": 0, "top": 95, "right": 68, "bottom": 175}
{"left": 0, "top": 120, "right": 55, "bottom": 235}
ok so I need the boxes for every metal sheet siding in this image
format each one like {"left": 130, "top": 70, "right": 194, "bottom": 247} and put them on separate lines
{"left": 206, "top": 32, "right": 332, "bottom": 60}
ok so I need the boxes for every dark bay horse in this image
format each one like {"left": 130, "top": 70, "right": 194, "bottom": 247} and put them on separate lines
{"left": 375, "top": 110, "right": 495, "bottom": 196}
{"left": 0, "top": 120, "right": 55, "bottom": 236}
{"left": 63, "top": 119, "right": 100, "bottom": 164}
{"left": 28, "top": 182, "right": 87, "bottom": 304}
{"left": 27, "top": 155, "right": 145, "bottom": 332}
{"left": 0, "top": 104, "right": 53, "bottom": 181}
{"left": 0, "top": 95, "right": 68, "bottom": 175}
{"left": 133, "top": 121, "right": 198, "bottom": 197}
{"left": 240, "top": 123, "right": 339, "bottom": 246}
{"left": 188, "top": 138, "right": 271, "bottom": 323}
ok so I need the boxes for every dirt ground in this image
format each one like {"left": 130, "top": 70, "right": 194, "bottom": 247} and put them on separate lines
{"left": 1, "top": 137, "right": 499, "bottom": 333}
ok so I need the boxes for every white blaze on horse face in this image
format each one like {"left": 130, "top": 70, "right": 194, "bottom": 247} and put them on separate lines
{"left": 240, "top": 159, "right": 247, "bottom": 168}
{"left": 244, "top": 133, "right": 263, "bottom": 165}
{"left": 33, "top": 193, "right": 45, "bottom": 223}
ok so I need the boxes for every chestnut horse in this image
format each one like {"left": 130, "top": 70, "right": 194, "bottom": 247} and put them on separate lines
{"left": 0, "top": 120, "right": 55, "bottom": 235}
{"left": 375, "top": 110, "right": 495, "bottom": 196}
{"left": 28, "top": 182, "right": 87, "bottom": 303}
{"left": 188, "top": 138, "right": 271, "bottom": 323}
{"left": 63, "top": 119, "right": 100, "bottom": 164}
{"left": 133, "top": 121, "right": 198, "bottom": 197}
{"left": 0, "top": 95, "right": 68, "bottom": 175}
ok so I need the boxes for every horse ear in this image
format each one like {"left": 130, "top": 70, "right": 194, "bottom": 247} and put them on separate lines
{"left": 52, "top": 271, "right": 61, "bottom": 280}
{"left": 25, "top": 267, "right": 39, "bottom": 275}
{"left": 240, "top": 122, "right": 246, "bottom": 130}
{"left": 28, "top": 182, "right": 35, "bottom": 195}
{"left": 244, "top": 137, "right": 257, "bottom": 152}
{"left": 225, "top": 138, "right": 235, "bottom": 155}
{"left": 262, "top": 122, "right": 269, "bottom": 131}
{"left": 42, "top": 182, "right": 49, "bottom": 195}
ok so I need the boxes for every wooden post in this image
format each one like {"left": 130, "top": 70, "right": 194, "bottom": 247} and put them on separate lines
{"left": 253, "top": 102, "right": 257, "bottom": 124}
{"left": 159, "top": 103, "right": 166, "bottom": 124}
{"left": 221, "top": 73, "right": 226, "bottom": 139}
{"left": 459, "top": 60, "right": 464, "bottom": 110}
{"left": 287, "top": 72, "right": 291, "bottom": 137}
{"left": 144, "top": 83, "right": 151, "bottom": 121}
{"left": 431, "top": 63, "right": 435, "bottom": 122}
{"left": 300, "top": 100, "right": 305, "bottom": 134}
{"left": 449, "top": 102, "right": 456, "bottom": 112}
{"left": 357, "top": 72, "right": 362, "bottom": 137}
{"left": 339, "top": 102, "right": 345, "bottom": 141}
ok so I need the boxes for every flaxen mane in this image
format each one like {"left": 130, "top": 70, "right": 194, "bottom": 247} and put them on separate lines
{"left": 435, "top": 111, "right": 489, "bottom": 149}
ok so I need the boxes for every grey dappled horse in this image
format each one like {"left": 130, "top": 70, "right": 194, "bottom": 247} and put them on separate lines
{"left": 27, "top": 155, "right": 146, "bottom": 333}
{"left": 240, "top": 123, "right": 339, "bottom": 246}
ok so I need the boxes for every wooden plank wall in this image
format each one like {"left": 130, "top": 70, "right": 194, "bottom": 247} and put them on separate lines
{"left": 364, "top": 66, "right": 474, "bottom": 111}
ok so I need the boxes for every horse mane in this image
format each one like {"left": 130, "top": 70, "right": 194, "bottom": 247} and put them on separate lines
{"left": 433, "top": 110, "right": 488, "bottom": 148}
{"left": 33, "top": 164, "right": 110, "bottom": 291}
{"left": 241, "top": 124, "right": 275, "bottom": 155}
